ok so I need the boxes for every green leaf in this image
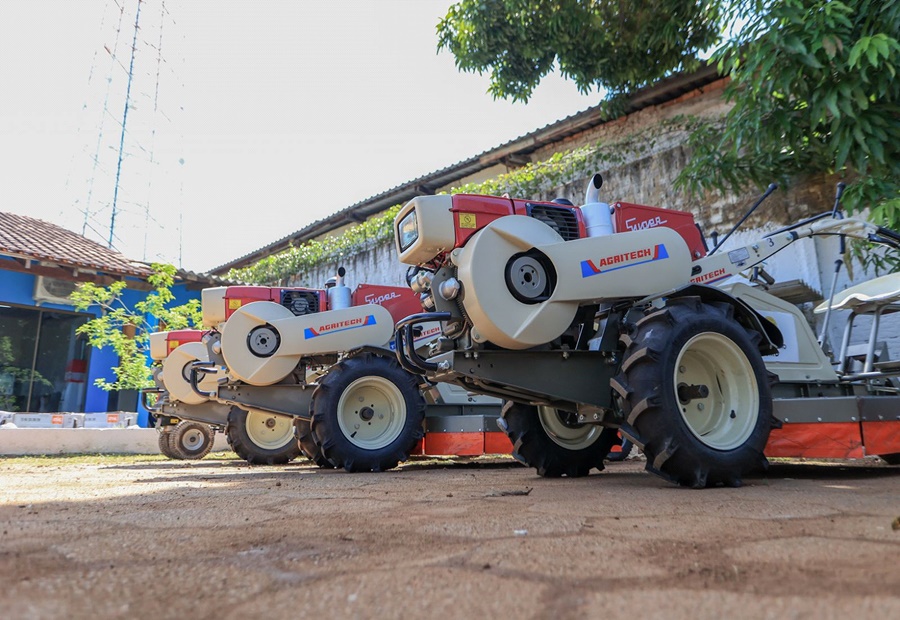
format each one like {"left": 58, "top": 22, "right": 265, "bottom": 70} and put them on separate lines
{"left": 848, "top": 37, "right": 868, "bottom": 68}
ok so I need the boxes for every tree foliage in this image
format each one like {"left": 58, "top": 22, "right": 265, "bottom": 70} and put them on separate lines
{"left": 678, "top": 0, "right": 900, "bottom": 236}
{"left": 440, "top": 0, "right": 900, "bottom": 263}
{"left": 437, "top": 0, "right": 723, "bottom": 101}
{"left": 71, "top": 264, "right": 202, "bottom": 391}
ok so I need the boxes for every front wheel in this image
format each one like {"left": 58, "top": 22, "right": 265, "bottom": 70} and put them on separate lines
{"left": 500, "top": 402, "right": 618, "bottom": 477}
{"left": 157, "top": 428, "right": 180, "bottom": 459}
{"left": 612, "top": 297, "right": 773, "bottom": 488}
{"left": 226, "top": 407, "right": 301, "bottom": 465}
{"left": 169, "top": 420, "right": 215, "bottom": 460}
{"left": 310, "top": 353, "right": 425, "bottom": 472}
{"left": 294, "top": 419, "right": 333, "bottom": 469}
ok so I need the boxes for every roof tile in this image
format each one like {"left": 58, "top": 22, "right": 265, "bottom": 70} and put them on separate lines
{"left": 0, "top": 211, "right": 152, "bottom": 277}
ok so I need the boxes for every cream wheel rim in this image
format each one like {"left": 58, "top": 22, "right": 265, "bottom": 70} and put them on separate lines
{"left": 674, "top": 332, "right": 759, "bottom": 451}
{"left": 337, "top": 376, "right": 406, "bottom": 450}
{"left": 537, "top": 406, "right": 601, "bottom": 450}
{"left": 179, "top": 427, "right": 208, "bottom": 452}
{"left": 244, "top": 410, "right": 294, "bottom": 450}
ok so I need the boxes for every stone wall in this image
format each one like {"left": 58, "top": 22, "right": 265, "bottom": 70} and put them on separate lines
{"left": 285, "top": 240, "right": 405, "bottom": 291}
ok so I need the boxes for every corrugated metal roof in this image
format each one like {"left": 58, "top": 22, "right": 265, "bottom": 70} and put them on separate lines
{"left": 211, "top": 65, "right": 721, "bottom": 275}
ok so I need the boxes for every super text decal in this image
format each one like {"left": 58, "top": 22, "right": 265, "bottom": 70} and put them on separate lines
{"left": 364, "top": 291, "right": 400, "bottom": 305}
{"left": 580, "top": 244, "right": 669, "bottom": 278}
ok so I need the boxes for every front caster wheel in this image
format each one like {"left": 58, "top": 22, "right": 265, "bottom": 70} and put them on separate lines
{"left": 226, "top": 407, "right": 301, "bottom": 465}
{"left": 157, "top": 428, "right": 180, "bottom": 459}
{"left": 169, "top": 421, "right": 215, "bottom": 460}
{"left": 310, "top": 353, "right": 425, "bottom": 472}
{"left": 500, "top": 402, "right": 618, "bottom": 477}
{"left": 612, "top": 297, "right": 773, "bottom": 488}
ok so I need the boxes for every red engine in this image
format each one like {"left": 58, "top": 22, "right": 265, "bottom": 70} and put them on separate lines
{"left": 351, "top": 284, "right": 422, "bottom": 325}
{"left": 220, "top": 283, "right": 419, "bottom": 324}
{"left": 448, "top": 193, "right": 705, "bottom": 261}
{"left": 612, "top": 202, "right": 707, "bottom": 260}
{"left": 162, "top": 329, "right": 204, "bottom": 355}
{"left": 451, "top": 194, "right": 587, "bottom": 248}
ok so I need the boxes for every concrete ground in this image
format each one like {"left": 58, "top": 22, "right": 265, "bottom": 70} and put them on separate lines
{"left": 1, "top": 454, "right": 898, "bottom": 619}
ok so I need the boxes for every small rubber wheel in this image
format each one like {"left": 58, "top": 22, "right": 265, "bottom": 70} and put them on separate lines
{"left": 169, "top": 421, "right": 215, "bottom": 460}
{"left": 880, "top": 453, "right": 900, "bottom": 465}
{"left": 226, "top": 407, "right": 301, "bottom": 465}
{"left": 157, "top": 429, "right": 180, "bottom": 459}
{"left": 499, "top": 402, "right": 618, "bottom": 477}
{"left": 294, "top": 419, "right": 333, "bottom": 468}
{"left": 310, "top": 353, "right": 425, "bottom": 472}
{"left": 612, "top": 297, "right": 773, "bottom": 488}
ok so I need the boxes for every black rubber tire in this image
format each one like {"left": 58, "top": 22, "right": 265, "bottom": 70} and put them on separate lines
{"left": 310, "top": 353, "right": 425, "bottom": 472}
{"left": 611, "top": 297, "right": 773, "bottom": 488}
{"left": 606, "top": 434, "right": 634, "bottom": 462}
{"left": 226, "top": 406, "right": 301, "bottom": 465}
{"left": 169, "top": 421, "right": 215, "bottom": 460}
{"left": 499, "top": 401, "right": 619, "bottom": 477}
{"left": 294, "top": 418, "right": 333, "bottom": 469}
{"left": 157, "top": 429, "right": 180, "bottom": 459}
{"left": 880, "top": 453, "right": 900, "bottom": 465}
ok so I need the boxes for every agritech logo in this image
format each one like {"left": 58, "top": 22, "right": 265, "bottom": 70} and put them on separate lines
{"left": 580, "top": 244, "right": 668, "bottom": 277}
{"left": 304, "top": 315, "right": 378, "bottom": 339}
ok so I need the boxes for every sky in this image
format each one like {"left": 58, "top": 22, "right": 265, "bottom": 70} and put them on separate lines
{"left": 0, "top": 0, "right": 600, "bottom": 273}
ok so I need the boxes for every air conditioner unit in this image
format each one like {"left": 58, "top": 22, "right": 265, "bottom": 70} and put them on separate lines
{"left": 33, "top": 276, "right": 80, "bottom": 306}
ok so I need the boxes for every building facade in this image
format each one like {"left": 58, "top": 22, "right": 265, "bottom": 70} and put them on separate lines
{"left": 0, "top": 212, "right": 204, "bottom": 424}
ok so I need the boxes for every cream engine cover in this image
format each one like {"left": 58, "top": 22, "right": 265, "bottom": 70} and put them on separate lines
{"left": 160, "top": 342, "right": 221, "bottom": 405}
{"left": 455, "top": 216, "right": 692, "bottom": 349}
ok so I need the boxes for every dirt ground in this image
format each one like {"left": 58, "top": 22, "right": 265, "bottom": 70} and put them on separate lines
{"left": 1, "top": 453, "right": 898, "bottom": 620}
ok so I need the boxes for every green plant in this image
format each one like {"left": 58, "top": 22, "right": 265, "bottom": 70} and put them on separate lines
{"left": 437, "top": 0, "right": 723, "bottom": 102}
{"left": 228, "top": 121, "right": 684, "bottom": 285}
{"left": 227, "top": 205, "right": 402, "bottom": 285}
{"left": 677, "top": 0, "right": 900, "bottom": 270}
{"left": 70, "top": 264, "right": 202, "bottom": 391}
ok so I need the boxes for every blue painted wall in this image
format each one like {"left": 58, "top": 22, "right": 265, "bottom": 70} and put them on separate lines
{"left": 0, "top": 263, "right": 200, "bottom": 426}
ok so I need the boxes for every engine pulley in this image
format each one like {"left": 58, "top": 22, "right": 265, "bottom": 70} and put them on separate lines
{"left": 505, "top": 251, "right": 555, "bottom": 303}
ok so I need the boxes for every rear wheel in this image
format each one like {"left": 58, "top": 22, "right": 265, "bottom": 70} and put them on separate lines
{"left": 880, "top": 453, "right": 900, "bottom": 465}
{"left": 612, "top": 297, "right": 773, "bottom": 488}
{"left": 310, "top": 353, "right": 425, "bottom": 472}
{"left": 226, "top": 407, "right": 301, "bottom": 465}
{"left": 169, "top": 421, "right": 215, "bottom": 460}
{"left": 500, "top": 402, "right": 618, "bottom": 477}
